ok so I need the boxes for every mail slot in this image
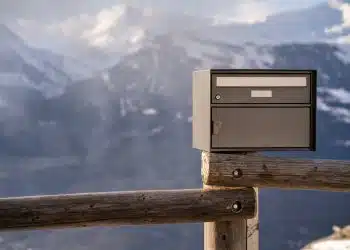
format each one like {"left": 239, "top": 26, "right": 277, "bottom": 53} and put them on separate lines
{"left": 192, "top": 69, "right": 317, "bottom": 152}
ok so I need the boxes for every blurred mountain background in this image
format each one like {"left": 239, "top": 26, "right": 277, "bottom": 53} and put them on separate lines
{"left": 0, "top": 0, "right": 350, "bottom": 249}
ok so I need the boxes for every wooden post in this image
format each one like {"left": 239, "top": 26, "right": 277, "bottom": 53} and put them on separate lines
{"left": 201, "top": 153, "right": 350, "bottom": 192}
{"left": 0, "top": 188, "right": 255, "bottom": 231}
{"left": 203, "top": 152, "right": 259, "bottom": 250}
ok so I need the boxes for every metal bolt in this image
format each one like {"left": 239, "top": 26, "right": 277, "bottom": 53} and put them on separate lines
{"left": 215, "top": 94, "right": 221, "bottom": 100}
{"left": 231, "top": 201, "right": 242, "bottom": 213}
{"left": 232, "top": 169, "right": 242, "bottom": 178}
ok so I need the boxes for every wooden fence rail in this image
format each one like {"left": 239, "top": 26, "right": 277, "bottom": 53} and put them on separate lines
{"left": 202, "top": 152, "right": 350, "bottom": 192}
{"left": 0, "top": 188, "right": 256, "bottom": 231}
{"left": 1, "top": 151, "right": 349, "bottom": 250}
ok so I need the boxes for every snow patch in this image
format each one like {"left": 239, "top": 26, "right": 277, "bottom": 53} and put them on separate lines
{"left": 150, "top": 126, "right": 164, "bottom": 135}
{"left": 38, "top": 120, "right": 57, "bottom": 126}
{"left": 318, "top": 87, "right": 350, "bottom": 104}
{"left": 21, "top": 156, "right": 80, "bottom": 171}
{"left": 0, "top": 73, "right": 66, "bottom": 98}
{"left": 0, "top": 97, "right": 8, "bottom": 107}
{"left": 175, "top": 112, "right": 183, "bottom": 120}
{"left": 173, "top": 34, "right": 274, "bottom": 69}
{"left": 126, "top": 82, "right": 137, "bottom": 90}
{"left": 336, "top": 139, "right": 350, "bottom": 147}
{"left": 231, "top": 44, "right": 274, "bottom": 68}
{"left": 10, "top": 41, "right": 71, "bottom": 86}
{"left": 120, "top": 98, "right": 127, "bottom": 117}
{"left": 36, "top": 81, "right": 65, "bottom": 98}
{"left": 317, "top": 96, "right": 350, "bottom": 123}
{"left": 101, "top": 71, "right": 116, "bottom": 92}
{"left": 172, "top": 34, "right": 223, "bottom": 68}
{"left": 320, "top": 72, "right": 331, "bottom": 83}
{"left": 129, "top": 27, "right": 146, "bottom": 44}
{"left": 101, "top": 71, "right": 110, "bottom": 82}
{"left": 129, "top": 63, "right": 140, "bottom": 69}
{"left": 0, "top": 73, "right": 32, "bottom": 87}
{"left": 119, "top": 97, "right": 140, "bottom": 116}
{"left": 142, "top": 108, "right": 158, "bottom": 115}
{"left": 125, "top": 98, "right": 138, "bottom": 112}
{"left": 317, "top": 97, "right": 332, "bottom": 112}
{"left": 334, "top": 46, "right": 350, "bottom": 62}
{"left": 310, "top": 240, "right": 350, "bottom": 250}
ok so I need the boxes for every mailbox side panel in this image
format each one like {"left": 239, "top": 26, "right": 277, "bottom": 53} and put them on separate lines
{"left": 192, "top": 70, "right": 211, "bottom": 151}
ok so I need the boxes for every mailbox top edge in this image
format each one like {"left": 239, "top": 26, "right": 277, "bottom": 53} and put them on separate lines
{"left": 207, "top": 68, "right": 317, "bottom": 75}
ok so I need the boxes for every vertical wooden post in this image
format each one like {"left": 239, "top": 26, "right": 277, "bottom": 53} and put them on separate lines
{"left": 202, "top": 152, "right": 259, "bottom": 250}
{"left": 247, "top": 187, "right": 259, "bottom": 250}
{"left": 203, "top": 184, "right": 248, "bottom": 250}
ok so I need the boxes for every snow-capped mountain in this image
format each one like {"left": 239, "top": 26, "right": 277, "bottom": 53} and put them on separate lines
{"left": 0, "top": 2, "right": 350, "bottom": 250}
{"left": 0, "top": 24, "right": 96, "bottom": 98}
{"left": 1, "top": 35, "right": 350, "bottom": 250}
{"left": 193, "top": 1, "right": 350, "bottom": 46}
{"left": 78, "top": 3, "right": 209, "bottom": 49}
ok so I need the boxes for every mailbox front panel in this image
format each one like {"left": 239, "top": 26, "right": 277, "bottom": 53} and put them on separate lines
{"left": 211, "top": 107, "right": 311, "bottom": 149}
{"left": 211, "top": 72, "right": 313, "bottom": 104}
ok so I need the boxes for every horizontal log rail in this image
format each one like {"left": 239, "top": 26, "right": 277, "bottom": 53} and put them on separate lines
{"left": 202, "top": 152, "right": 350, "bottom": 192}
{"left": 0, "top": 188, "right": 256, "bottom": 231}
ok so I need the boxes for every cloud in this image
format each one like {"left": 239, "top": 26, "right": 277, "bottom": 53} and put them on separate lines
{"left": 0, "top": 0, "right": 119, "bottom": 22}
{"left": 6, "top": 0, "right": 326, "bottom": 53}
{"left": 81, "top": 5, "right": 127, "bottom": 47}
{"left": 212, "top": 2, "right": 272, "bottom": 24}
{"left": 0, "top": 0, "right": 325, "bottom": 25}
{"left": 9, "top": 1, "right": 269, "bottom": 48}
{"left": 10, "top": 4, "right": 146, "bottom": 52}
{"left": 326, "top": 0, "right": 350, "bottom": 35}
{"left": 212, "top": 0, "right": 327, "bottom": 24}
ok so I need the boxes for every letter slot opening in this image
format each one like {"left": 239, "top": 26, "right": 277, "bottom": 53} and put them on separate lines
{"left": 216, "top": 76, "right": 308, "bottom": 87}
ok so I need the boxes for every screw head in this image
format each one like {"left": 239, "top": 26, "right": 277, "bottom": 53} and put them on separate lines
{"left": 215, "top": 94, "right": 221, "bottom": 100}
{"left": 231, "top": 201, "right": 242, "bottom": 213}
{"left": 232, "top": 169, "right": 242, "bottom": 178}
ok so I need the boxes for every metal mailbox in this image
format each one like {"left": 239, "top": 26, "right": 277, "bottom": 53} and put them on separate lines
{"left": 192, "top": 69, "right": 317, "bottom": 152}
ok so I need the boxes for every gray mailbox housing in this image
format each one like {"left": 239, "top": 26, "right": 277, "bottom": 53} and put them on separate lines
{"left": 192, "top": 69, "right": 317, "bottom": 152}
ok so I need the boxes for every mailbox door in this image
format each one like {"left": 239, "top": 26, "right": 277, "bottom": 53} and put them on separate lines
{"left": 211, "top": 107, "right": 311, "bottom": 149}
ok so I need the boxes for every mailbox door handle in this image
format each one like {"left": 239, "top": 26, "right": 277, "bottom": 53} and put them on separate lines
{"left": 212, "top": 121, "right": 223, "bottom": 135}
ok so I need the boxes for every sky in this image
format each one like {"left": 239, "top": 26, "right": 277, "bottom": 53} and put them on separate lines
{"left": 0, "top": 0, "right": 328, "bottom": 23}
{"left": 4, "top": 0, "right": 350, "bottom": 52}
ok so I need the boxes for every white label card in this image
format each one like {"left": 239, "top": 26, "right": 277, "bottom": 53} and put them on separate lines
{"left": 251, "top": 90, "right": 273, "bottom": 98}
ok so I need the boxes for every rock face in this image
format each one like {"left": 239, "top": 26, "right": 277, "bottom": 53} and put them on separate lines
{"left": 302, "top": 225, "right": 350, "bottom": 250}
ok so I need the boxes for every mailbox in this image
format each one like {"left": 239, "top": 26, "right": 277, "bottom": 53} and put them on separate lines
{"left": 192, "top": 69, "right": 317, "bottom": 152}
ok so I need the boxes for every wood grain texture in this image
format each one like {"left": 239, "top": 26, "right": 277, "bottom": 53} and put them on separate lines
{"left": 0, "top": 188, "right": 255, "bottom": 231}
{"left": 247, "top": 187, "right": 259, "bottom": 250}
{"left": 204, "top": 219, "right": 247, "bottom": 250}
{"left": 203, "top": 152, "right": 259, "bottom": 250}
{"left": 203, "top": 184, "right": 248, "bottom": 250}
{"left": 202, "top": 152, "right": 350, "bottom": 192}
